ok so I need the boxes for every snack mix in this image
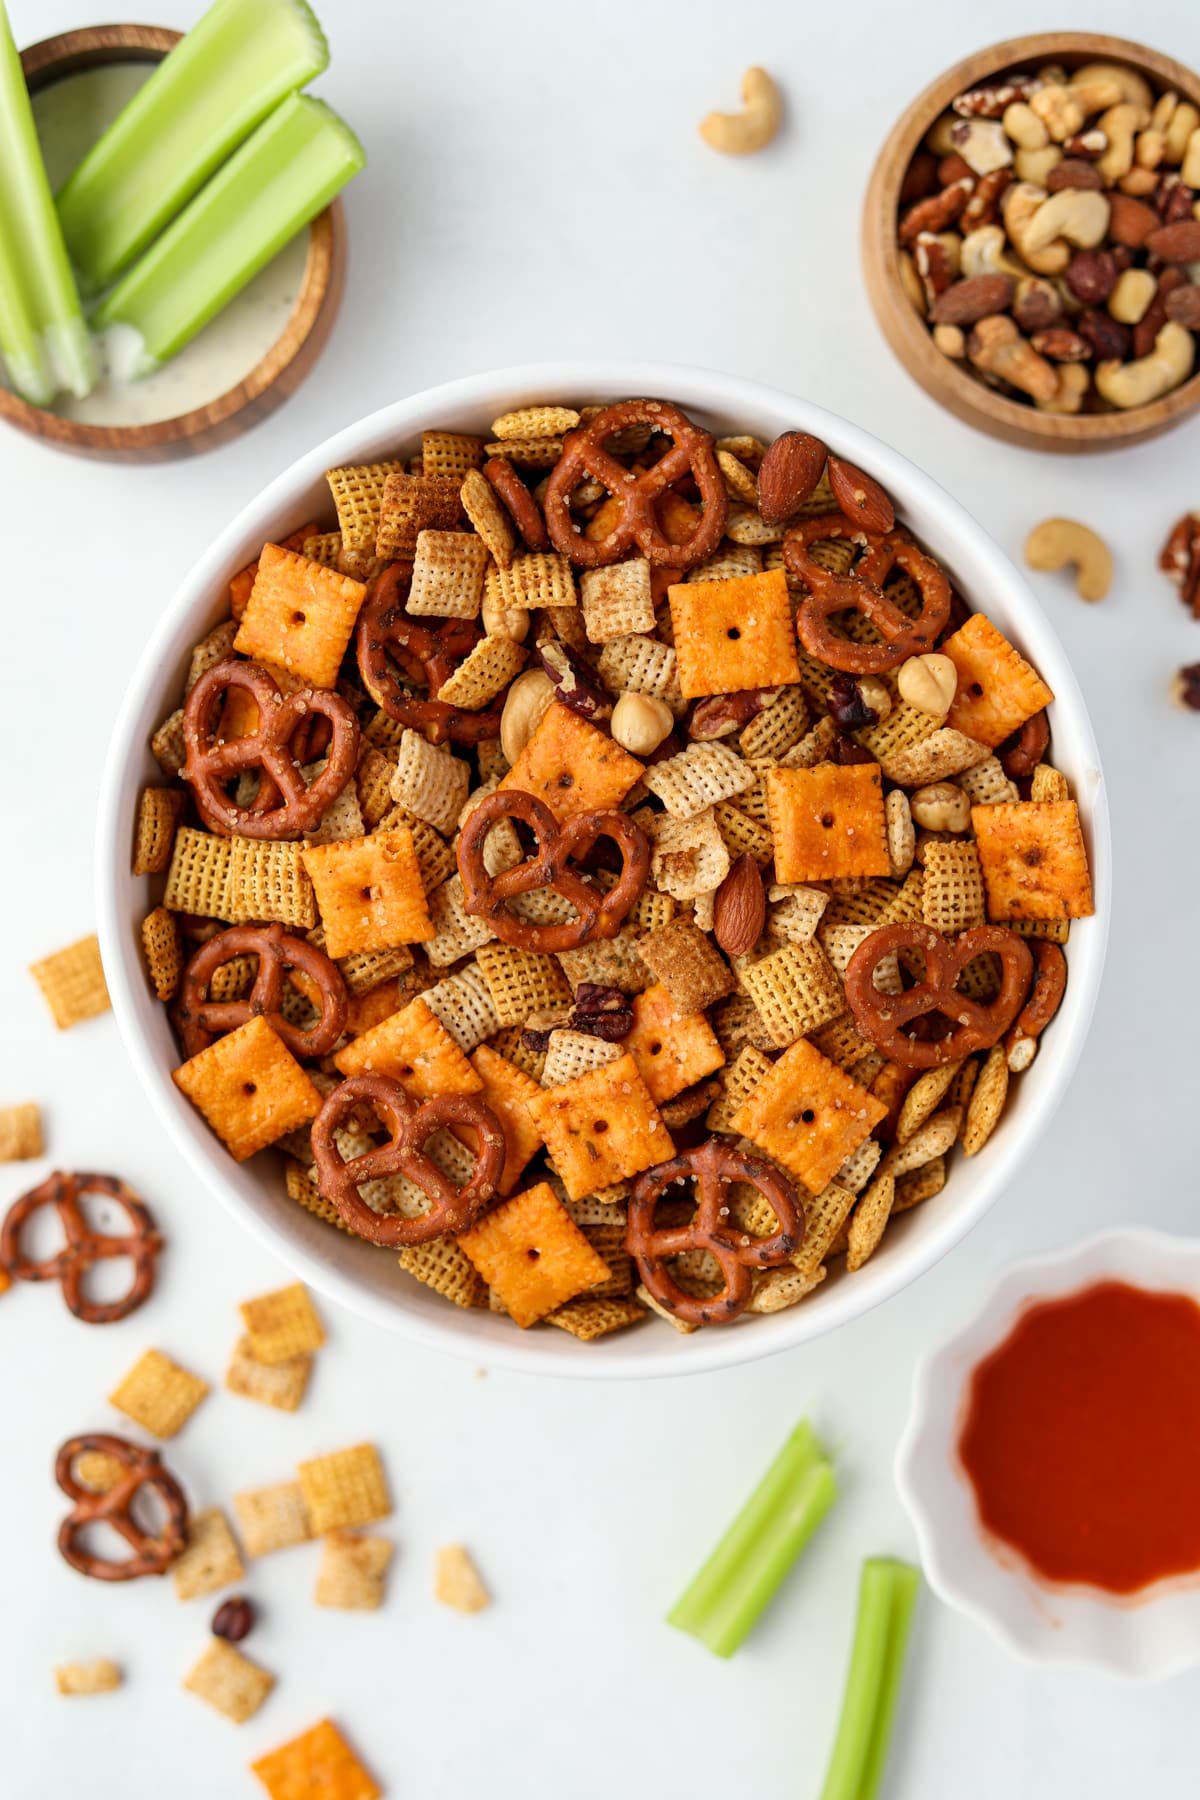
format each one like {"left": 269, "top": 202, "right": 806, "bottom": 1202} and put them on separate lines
{"left": 136, "top": 397, "right": 1093, "bottom": 1339}
{"left": 896, "top": 57, "right": 1200, "bottom": 412}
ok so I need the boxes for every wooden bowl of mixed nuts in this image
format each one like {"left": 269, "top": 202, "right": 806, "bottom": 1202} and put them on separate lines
{"left": 863, "top": 33, "right": 1200, "bottom": 450}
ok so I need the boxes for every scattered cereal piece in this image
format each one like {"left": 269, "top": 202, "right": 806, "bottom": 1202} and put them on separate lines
{"left": 183, "top": 1636, "right": 274, "bottom": 1724}
{"left": 234, "top": 1480, "right": 313, "bottom": 1557}
{"left": 240, "top": 1282, "right": 326, "bottom": 1365}
{"left": 29, "top": 935, "right": 110, "bottom": 1030}
{"left": 0, "top": 1101, "right": 43, "bottom": 1162}
{"left": 434, "top": 1543, "right": 491, "bottom": 1613}
{"left": 55, "top": 1659, "right": 122, "bottom": 1697}
{"left": 298, "top": 1444, "right": 391, "bottom": 1535}
{"left": 315, "top": 1531, "right": 394, "bottom": 1610}
{"left": 226, "top": 1337, "right": 313, "bottom": 1413}
{"left": 251, "top": 1718, "right": 381, "bottom": 1800}
{"left": 108, "top": 1348, "right": 209, "bottom": 1440}
{"left": 172, "top": 1508, "right": 246, "bottom": 1601}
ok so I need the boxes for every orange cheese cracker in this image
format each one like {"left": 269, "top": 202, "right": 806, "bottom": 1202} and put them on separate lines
{"left": 766, "top": 763, "right": 891, "bottom": 882}
{"left": 333, "top": 997, "right": 483, "bottom": 1097}
{"left": 302, "top": 827, "right": 434, "bottom": 957}
{"left": 942, "top": 613, "right": 1054, "bottom": 748}
{"left": 668, "top": 568, "right": 801, "bottom": 699}
{"left": 465, "top": 1044, "right": 545, "bottom": 1193}
{"left": 971, "top": 800, "right": 1094, "bottom": 922}
{"left": 499, "top": 701, "right": 643, "bottom": 821}
{"left": 251, "top": 1718, "right": 380, "bottom": 1800}
{"left": 173, "top": 1016, "right": 322, "bottom": 1162}
{"left": 458, "top": 1179, "right": 610, "bottom": 1326}
{"left": 233, "top": 543, "right": 366, "bottom": 690}
{"left": 525, "top": 1051, "right": 672, "bottom": 1199}
{"left": 733, "top": 1037, "right": 887, "bottom": 1194}
{"left": 625, "top": 983, "right": 725, "bottom": 1104}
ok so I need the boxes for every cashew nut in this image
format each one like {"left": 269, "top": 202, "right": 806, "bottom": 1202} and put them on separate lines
{"left": 1002, "top": 182, "right": 1069, "bottom": 274}
{"left": 1108, "top": 266, "right": 1157, "bottom": 324}
{"left": 1063, "top": 74, "right": 1124, "bottom": 117}
{"left": 1022, "top": 188, "right": 1110, "bottom": 253}
{"left": 1030, "top": 85, "right": 1085, "bottom": 142}
{"left": 699, "top": 67, "right": 782, "bottom": 156}
{"left": 1135, "top": 127, "right": 1166, "bottom": 170}
{"left": 1014, "top": 144, "right": 1063, "bottom": 186}
{"left": 1168, "top": 106, "right": 1200, "bottom": 166}
{"left": 1181, "top": 127, "right": 1200, "bottom": 188}
{"left": 1035, "top": 363, "right": 1089, "bottom": 414}
{"left": 1095, "top": 320, "right": 1196, "bottom": 408}
{"left": 968, "top": 313, "right": 1058, "bottom": 404}
{"left": 499, "top": 668, "right": 555, "bottom": 764}
{"left": 1096, "top": 103, "right": 1150, "bottom": 183}
{"left": 960, "top": 225, "right": 1026, "bottom": 281}
{"left": 1003, "top": 100, "right": 1049, "bottom": 150}
{"left": 1024, "top": 518, "right": 1113, "bottom": 601}
{"left": 898, "top": 249, "right": 925, "bottom": 315}
{"left": 1071, "top": 62, "right": 1154, "bottom": 113}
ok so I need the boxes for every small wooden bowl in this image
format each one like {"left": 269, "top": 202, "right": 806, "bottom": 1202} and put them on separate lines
{"left": 0, "top": 24, "right": 345, "bottom": 462}
{"left": 863, "top": 32, "right": 1200, "bottom": 452}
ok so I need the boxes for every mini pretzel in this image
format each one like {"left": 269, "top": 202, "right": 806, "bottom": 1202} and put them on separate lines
{"left": 182, "top": 658, "right": 359, "bottom": 838}
{"left": 1005, "top": 940, "right": 1067, "bottom": 1055}
{"left": 483, "top": 456, "right": 549, "bottom": 549}
{"left": 311, "top": 1073, "right": 506, "bottom": 1246}
{"left": 999, "top": 708, "right": 1049, "bottom": 780}
{"left": 56, "top": 1433, "right": 188, "bottom": 1581}
{"left": 457, "top": 789, "right": 649, "bottom": 952}
{"left": 845, "top": 923, "right": 1033, "bottom": 1069}
{"left": 175, "top": 922, "right": 348, "bottom": 1059}
{"left": 355, "top": 563, "right": 505, "bottom": 744}
{"left": 542, "top": 398, "right": 728, "bottom": 569}
{"left": 0, "top": 1172, "right": 162, "bottom": 1324}
{"left": 783, "top": 517, "right": 952, "bottom": 673}
{"left": 626, "top": 1137, "right": 804, "bottom": 1327}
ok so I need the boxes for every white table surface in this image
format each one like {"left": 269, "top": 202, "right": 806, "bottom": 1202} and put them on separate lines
{"left": 2, "top": 1, "right": 1198, "bottom": 1794}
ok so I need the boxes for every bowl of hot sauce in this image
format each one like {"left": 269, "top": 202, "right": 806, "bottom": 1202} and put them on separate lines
{"left": 896, "top": 1230, "right": 1200, "bottom": 1680}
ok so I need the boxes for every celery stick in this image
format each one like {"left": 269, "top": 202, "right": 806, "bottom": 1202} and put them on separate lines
{"left": 819, "top": 1558, "right": 920, "bottom": 1800}
{"left": 667, "top": 1419, "right": 837, "bottom": 1658}
{"left": 0, "top": 3, "right": 96, "bottom": 402}
{"left": 92, "top": 95, "right": 363, "bottom": 375}
{"left": 57, "top": 0, "right": 329, "bottom": 294}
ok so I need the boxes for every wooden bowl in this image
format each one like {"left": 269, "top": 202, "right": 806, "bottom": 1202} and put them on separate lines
{"left": 863, "top": 32, "right": 1200, "bottom": 452}
{"left": 0, "top": 24, "right": 345, "bottom": 462}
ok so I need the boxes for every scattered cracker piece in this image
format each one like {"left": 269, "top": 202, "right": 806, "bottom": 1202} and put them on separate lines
{"left": 29, "top": 935, "right": 110, "bottom": 1030}
{"left": 434, "top": 1544, "right": 491, "bottom": 1613}
{"left": 55, "top": 1659, "right": 121, "bottom": 1697}
{"left": 226, "top": 1336, "right": 312, "bottom": 1413}
{"left": 234, "top": 1479, "right": 313, "bottom": 1557}
{"left": 459, "top": 1180, "right": 610, "bottom": 1326}
{"left": 240, "top": 1282, "right": 326, "bottom": 1365}
{"left": 173, "top": 1016, "right": 323, "bottom": 1162}
{"left": 183, "top": 1636, "right": 274, "bottom": 1725}
{"left": 172, "top": 1507, "right": 246, "bottom": 1600}
{"left": 315, "top": 1531, "right": 394, "bottom": 1611}
{"left": 252, "top": 1718, "right": 381, "bottom": 1800}
{"left": 298, "top": 1444, "right": 391, "bottom": 1535}
{"left": 108, "top": 1348, "right": 209, "bottom": 1440}
{"left": 0, "top": 1101, "right": 43, "bottom": 1162}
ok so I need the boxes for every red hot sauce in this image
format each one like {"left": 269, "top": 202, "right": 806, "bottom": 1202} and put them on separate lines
{"left": 958, "top": 1280, "right": 1200, "bottom": 1595}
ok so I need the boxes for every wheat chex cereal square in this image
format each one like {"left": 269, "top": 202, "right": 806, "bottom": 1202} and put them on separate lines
{"left": 315, "top": 1531, "right": 394, "bottom": 1610}
{"left": 326, "top": 458, "right": 405, "bottom": 551}
{"left": 54, "top": 1659, "right": 122, "bottom": 1696}
{"left": 637, "top": 919, "right": 734, "bottom": 1013}
{"left": 971, "top": 800, "right": 1094, "bottom": 921}
{"left": 298, "top": 1444, "right": 391, "bottom": 1534}
{"left": 525, "top": 1052, "right": 672, "bottom": 1200}
{"left": 767, "top": 764, "right": 891, "bottom": 882}
{"left": 109, "top": 1348, "right": 209, "bottom": 1439}
{"left": 466, "top": 1044, "right": 545, "bottom": 1192}
{"left": 375, "top": 470, "right": 462, "bottom": 559}
{"left": 29, "top": 934, "right": 110, "bottom": 1030}
{"left": 475, "top": 942, "right": 571, "bottom": 1027}
{"left": 499, "top": 702, "right": 642, "bottom": 821}
{"left": 668, "top": 569, "right": 801, "bottom": 698}
{"left": 234, "top": 1479, "right": 313, "bottom": 1557}
{"left": 421, "top": 430, "right": 484, "bottom": 478}
{"left": 733, "top": 1037, "right": 887, "bottom": 1194}
{"left": 334, "top": 995, "right": 483, "bottom": 1097}
{"left": 183, "top": 1637, "right": 274, "bottom": 1724}
{"left": 922, "top": 840, "right": 987, "bottom": 933}
{"left": 141, "top": 905, "right": 183, "bottom": 1002}
{"left": 625, "top": 983, "right": 724, "bottom": 1104}
{"left": 234, "top": 544, "right": 366, "bottom": 690}
{"left": 133, "top": 785, "right": 184, "bottom": 875}
{"left": 227, "top": 1336, "right": 313, "bottom": 1413}
{"left": 941, "top": 613, "right": 1054, "bottom": 747}
{"left": 458, "top": 1180, "right": 609, "bottom": 1327}
{"left": 172, "top": 1507, "right": 246, "bottom": 1601}
{"left": 173, "top": 1016, "right": 323, "bottom": 1162}
{"left": 398, "top": 1236, "right": 487, "bottom": 1308}
{"left": 240, "top": 1282, "right": 326, "bottom": 1364}
{"left": 0, "top": 1101, "right": 43, "bottom": 1162}
{"left": 251, "top": 1718, "right": 381, "bottom": 1800}
{"left": 302, "top": 828, "right": 434, "bottom": 957}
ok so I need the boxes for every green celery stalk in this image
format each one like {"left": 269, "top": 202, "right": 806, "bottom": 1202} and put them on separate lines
{"left": 0, "top": 3, "right": 96, "bottom": 403}
{"left": 92, "top": 94, "right": 364, "bottom": 375}
{"left": 667, "top": 1419, "right": 837, "bottom": 1658}
{"left": 57, "top": 0, "right": 329, "bottom": 294}
{"left": 819, "top": 1558, "right": 920, "bottom": 1800}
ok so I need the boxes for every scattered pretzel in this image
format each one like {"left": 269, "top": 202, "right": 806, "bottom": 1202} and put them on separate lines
{"left": 626, "top": 1137, "right": 804, "bottom": 1326}
{"left": 845, "top": 923, "right": 1033, "bottom": 1068}
{"left": 0, "top": 1172, "right": 162, "bottom": 1324}
{"left": 310, "top": 1074, "right": 506, "bottom": 1246}
{"left": 56, "top": 1433, "right": 188, "bottom": 1581}
{"left": 542, "top": 399, "right": 728, "bottom": 569}
{"left": 784, "top": 517, "right": 952, "bottom": 673}
{"left": 457, "top": 789, "right": 649, "bottom": 952}
{"left": 182, "top": 658, "right": 359, "bottom": 838}
{"left": 175, "top": 922, "right": 348, "bottom": 1059}
{"left": 355, "top": 564, "right": 505, "bottom": 744}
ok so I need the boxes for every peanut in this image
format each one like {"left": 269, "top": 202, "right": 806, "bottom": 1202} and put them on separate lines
{"left": 909, "top": 782, "right": 971, "bottom": 832}
{"left": 1108, "top": 267, "right": 1157, "bottom": 324}
{"left": 610, "top": 692, "right": 673, "bottom": 756}
{"left": 897, "top": 652, "right": 957, "bottom": 716}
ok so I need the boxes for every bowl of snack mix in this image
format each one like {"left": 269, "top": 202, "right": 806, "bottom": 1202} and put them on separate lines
{"left": 97, "top": 362, "right": 1109, "bottom": 1374}
{"left": 863, "top": 33, "right": 1200, "bottom": 450}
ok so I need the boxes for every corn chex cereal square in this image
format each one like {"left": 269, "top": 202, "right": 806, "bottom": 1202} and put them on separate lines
{"left": 486, "top": 550, "right": 576, "bottom": 611}
{"left": 922, "top": 840, "right": 987, "bottom": 933}
{"left": 227, "top": 1336, "right": 313, "bottom": 1413}
{"left": 475, "top": 942, "right": 571, "bottom": 1026}
{"left": 942, "top": 613, "right": 1054, "bottom": 748}
{"left": 183, "top": 1637, "right": 274, "bottom": 1724}
{"left": 436, "top": 633, "right": 527, "bottom": 709}
{"left": 251, "top": 1718, "right": 380, "bottom": 1800}
{"left": 971, "top": 801, "right": 1094, "bottom": 921}
{"left": 458, "top": 1180, "right": 609, "bottom": 1326}
{"left": 524, "top": 1052, "right": 672, "bottom": 1200}
{"left": 133, "top": 785, "right": 184, "bottom": 875}
{"left": 172, "top": 1507, "right": 246, "bottom": 1601}
{"left": 234, "top": 544, "right": 366, "bottom": 690}
{"left": 298, "top": 1444, "right": 391, "bottom": 1535}
{"left": 55, "top": 1659, "right": 121, "bottom": 1696}
{"left": 240, "top": 1283, "right": 326, "bottom": 1364}
{"left": 141, "top": 906, "right": 183, "bottom": 1002}
{"left": 173, "top": 1016, "right": 322, "bottom": 1162}
{"left": 29, "top": 934, "right": 110, "bottom": 1030}
{"left": 546, "top": 1294, "right": 647, "bottom": 1340}
{"left": 738, "top": 941, "right": 846, "bottom": 1047}
{"left": 302, "top": 828, "right": 434, "bottom": 957}
{"left": 234, "top": 1480, "right": 313, "bottom": 1557}
{"left": 499, "top": 702, "right": 642, "bottom": 822}
{"left": 398, "top": 1237, "right": 486, "bottom": 1308}
{"left": 668, "top": 569, "right": 801, "bottom": 698}
{"left": 408, "top": 529, "right": 489, "bottom": 618}
{"left": 733, "top": 1038, "right": 887, "bottom": 1194}
{"left": 326, "top": 459, "right": 405, "bottom": 552}
{"left": 0, "top": 1101, "right": 43, "bottom": 1162}
{"left": 625, "top": 984, "right": 725, "bottom": 1103}
{"left": 108, "top": 1349, "right": 209, "bottom": 1439}
{"left": 766, "top": 764, "right": 891, "bottom": 882}
{"left": 421, "top": 429, "right": 484, "bottom": 478}
{"left": 466, "top": 1044, "right": 545, "bottom": 1192}
{"left": 434, "top": 1543, "right": 491, "bottom": 1612}
{"left": 334, "top": 996, "right": 483, "bottom": 1097}
{"left": 645, "top": 742, "right": 754, "bottom": 820}
{"left": 315, "top": 1531, "right": 394, "bottom": 1610}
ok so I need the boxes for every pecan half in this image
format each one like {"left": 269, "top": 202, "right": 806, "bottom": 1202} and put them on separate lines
{"left": 537, "top": 641, "right": 610, "bottom": 719}
{"left": 688, "top": 688, "right": 780, "bottom": 739}
{"left": 898, "top": 178, "right": 973, "bottom": 245}
{"left": 1160, "top": 513, "right": 1200, "bottom": 618}
{"left": 1031, "top": 327, "right": 1091, "bottom": 362}
{"left": 1165, "top": 285, "right": 1200, "bottom": 330}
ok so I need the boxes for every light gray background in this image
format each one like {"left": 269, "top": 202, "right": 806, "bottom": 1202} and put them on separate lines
{"left": 1, "top": 1, "right": 1196, "bottom": 1794}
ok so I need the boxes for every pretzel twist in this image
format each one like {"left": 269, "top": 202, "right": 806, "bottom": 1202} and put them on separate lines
{"left": 176, "top": 922, "right": 348, "bottom": 1059}
{"left": 845, "top": 923, "right": 1033, "bottom": 1068}
{"left": 355, "top": 563, "right": 505, "bottom": 744}
{"left": 783, "top": 516, "right": 951, "bottom": 673}
{"left": 56, "top": 1433, "right": 188, "bottom": 1580}
{"left": 0, "top": 1172, "right": 161, "bottom": 1324}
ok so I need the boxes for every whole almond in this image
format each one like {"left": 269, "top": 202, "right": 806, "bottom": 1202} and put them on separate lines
{"left": 929, "top": 274, "right": 1014, "bottom": 325}
{"left": 713, "top": 855, "right": 765, "bottom": 958}
{"left": 1107, "top": 194, "right": 1160, "bottom": 248}
{"left": 757, "top": 431, "right": 828, "bottom": 526}
{"left": 1165, "top": 286, "right": 1200, "bottom": 330}
{"left": 1145, "top": 220, "right": 1200, "bottom": 264}
{"left": 1045, "top": 159, "right": 1104, "bottom": 192}
{"left": 828, "top": 456, "right": 895, "bottom": 535}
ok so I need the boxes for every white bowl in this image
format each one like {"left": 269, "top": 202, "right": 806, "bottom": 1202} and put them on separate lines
{"left": 95, "top": 361, "right": 1110, "bottom": 1377}
{"left": 896, "top": 1229, "right": 1200, "bottom": 1681}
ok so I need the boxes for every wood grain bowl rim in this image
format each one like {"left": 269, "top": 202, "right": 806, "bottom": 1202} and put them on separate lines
{"left": 862, "top": 31, "right": 1200, "bottom": 452}
{"left": 0, "top": 23, "right": 344, "bottom": 460}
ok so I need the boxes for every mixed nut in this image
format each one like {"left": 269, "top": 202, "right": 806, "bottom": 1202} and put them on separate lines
{"left": 897, "top": 57, "right": 1200, "bottom": 412}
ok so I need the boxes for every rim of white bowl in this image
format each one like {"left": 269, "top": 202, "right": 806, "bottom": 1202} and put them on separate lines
{"left": 895, "top": 1228, "right": 1200, "bottom": 1681}
{"left": 96, "top": 360, "right": 1111, "bottom": 1378}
